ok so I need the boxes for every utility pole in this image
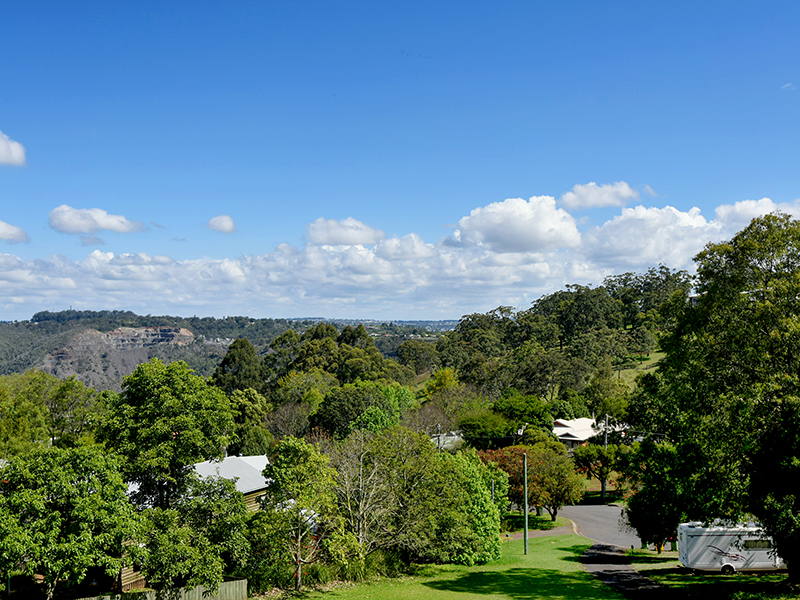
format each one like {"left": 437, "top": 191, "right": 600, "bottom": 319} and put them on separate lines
{"left": 523, "top": 452, "right": 529, "bottom": 555}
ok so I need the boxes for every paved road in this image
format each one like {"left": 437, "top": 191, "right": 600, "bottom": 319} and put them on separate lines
{"left": 560, "top": 504, "right": 643, "bottom": 549}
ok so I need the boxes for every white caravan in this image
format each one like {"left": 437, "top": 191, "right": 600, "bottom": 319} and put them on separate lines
{"left": 677, "top": 522, "right": 786, "bottom": 574}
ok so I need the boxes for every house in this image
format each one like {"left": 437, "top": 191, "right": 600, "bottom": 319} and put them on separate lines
{"left": 194, "top": 454, "right": 270, "bottom": 512}
{"left": 552, "top": 418, "right": 598, "bottom": 449}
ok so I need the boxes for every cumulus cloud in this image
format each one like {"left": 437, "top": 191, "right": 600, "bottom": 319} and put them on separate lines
{"left": 455, "top": 196, "right": 580, "bottom": 252}
{"left": 307, "top": 217, "right": 385, "bottom": 245}
{"left": 0, "top": 130, "right": 26, "bottom": 166}
{"left": 0, "top": 219, "right": 29, "bottom": 243}
{"left": 582, "top": 205, "right": 722, "bottom": 268}
{"left": 559, "top": 181, "right": 639, "bottom": 210}
{"left": 208, "top": 215, "right": 236, "bottom": 234}
{"left": 714, "top": 198, "right": 800, "bottom": 232}
{"left": 49, "top": 205, "right": 145, "bottom": 235}
{"left": 375, "top": 234, "right": 435, "bottom": 260}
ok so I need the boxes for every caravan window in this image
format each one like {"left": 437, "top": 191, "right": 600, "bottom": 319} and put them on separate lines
{"left": 744, "top": 539, "right": 771, "bottom": 550}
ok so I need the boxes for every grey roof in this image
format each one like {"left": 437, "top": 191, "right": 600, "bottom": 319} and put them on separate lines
{"left": 194, "top": 455, "right": 270, "bottom": 495}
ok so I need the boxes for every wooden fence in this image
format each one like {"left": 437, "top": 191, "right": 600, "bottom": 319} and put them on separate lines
{"left": 72, "top": 579, "right": 247, "bottom": 600}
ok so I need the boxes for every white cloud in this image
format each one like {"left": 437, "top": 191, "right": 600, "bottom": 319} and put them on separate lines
{"left": 714, "top": 198, "right": 800, "bottom": 233}
{"left": 49, "top": 205, "right": 145, "bottom": 235}
{"left": 782, "top": 83, "right": 796, "bottom": 91}
{"left": 375, "top": 234, "right": 435, "bottom": 260}
{"left": 455, "top": 196, "right": 581, "bottom": 252}
{"left": 582, "top": 205, "right": 722, "bottom": 268}
{"left": 307, "top": 217, "right": 385, "bottom": 245}
{"left": 208, "top": 215, "right": 236, "bottom": 234}
{"left": 5, "top": 191, "right": 800, "bottom": 322}
{"left": 559, "top": 181, "right": 639, "bottom": 210}
{"left": 0, "top": 219, "right": 29, "bottom": 243}
{"left": 0, "top": 129, "right": 26, "bottom": 166}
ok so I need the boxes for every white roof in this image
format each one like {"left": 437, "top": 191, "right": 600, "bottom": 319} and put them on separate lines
{"left": 552, "top": 418, "right": 597, "bottom": 442}
{"left": 194, "top": 455, "right": 270, "bottom": 495}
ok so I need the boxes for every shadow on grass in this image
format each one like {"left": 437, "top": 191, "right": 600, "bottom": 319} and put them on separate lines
{"left": 643, "top": 567, "right": 791, "bottom": 598}
{"left": 558, "top": 544, "right": 595, "bottom": 563}
{"left": 502, "top": 514, "right": 563, "bottom": 532}
{"left": 424, "top": 567, "right": 612, "bottom": 599}
{"left": 625, "top": 554, "right": 679, "bottom": 565}
{"left": 577, "top": 491, "right": 624, "bottom": 505}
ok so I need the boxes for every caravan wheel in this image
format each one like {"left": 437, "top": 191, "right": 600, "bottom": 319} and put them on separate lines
{"left": 720, "top": 564, "right": 735, "bottom": 575}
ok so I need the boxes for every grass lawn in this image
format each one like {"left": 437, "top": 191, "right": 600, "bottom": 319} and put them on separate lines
{"left": 619, "top": 350, "right": 665, "bottom": 389}
{"left": 501, "top": 512, "right": 570, "bottom": 532}
{"left": 299, "top": 535, "right": 624, "bottom": 600}
{"left": 627, "top": 548, "right": 797, "bottom": 599}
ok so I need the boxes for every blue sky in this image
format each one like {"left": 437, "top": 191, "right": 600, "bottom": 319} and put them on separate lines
{"left": 1, "top": 1, "right": 799, "bottom": 321}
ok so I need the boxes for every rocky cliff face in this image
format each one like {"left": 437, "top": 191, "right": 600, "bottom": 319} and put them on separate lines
{"left": 39, "top": 327, "right": 204, "bottom": 392}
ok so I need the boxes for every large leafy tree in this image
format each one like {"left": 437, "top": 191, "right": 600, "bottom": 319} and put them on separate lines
{"left": 0, "top": 447, "right": 138, "bottom": 600}
{"left": 573, "top": 443, "right": 618, "bottom": 501}
{"left": 98, "top": 358, "right": 235, "bottom": 509}
{"left": 627, "top": 213, "right": 800, "bottom": 579}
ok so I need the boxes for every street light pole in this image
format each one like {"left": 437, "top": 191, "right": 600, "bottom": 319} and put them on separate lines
{"left": 523, "top": 452, "right": 529, "bottom": 555}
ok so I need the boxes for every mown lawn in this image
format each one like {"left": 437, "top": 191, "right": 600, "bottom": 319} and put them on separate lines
{"left": 299, "top": 535, "right": 624, "bottom": 600}
{"left": 628, "top": 548, "right": 797, "bottom": 599}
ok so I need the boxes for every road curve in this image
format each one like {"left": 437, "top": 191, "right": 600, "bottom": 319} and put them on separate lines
{"left": 560, "top": 504, "right": 642, "bottom": 549}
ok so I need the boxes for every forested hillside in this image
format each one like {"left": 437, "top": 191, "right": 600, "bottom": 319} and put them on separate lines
{"left": 0, "top": 311, "right": 445, "bottom": 391}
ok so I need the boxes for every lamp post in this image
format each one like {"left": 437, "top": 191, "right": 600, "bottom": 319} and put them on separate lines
{"left": 523, "top": 452, "right": 529, "bottom": 555}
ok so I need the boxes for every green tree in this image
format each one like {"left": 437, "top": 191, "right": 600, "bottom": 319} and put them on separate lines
{"left": 228, "top": 387, "right": 273, "bottom": 456}
{"left": 396, "top": 339, "right": 439, "bottom": 375}
{"left": 98, "top": 358, "right": 235, "bottom": 509}
{"left": 0, "top": 377, "right": 48, "bottom": 458}
{"left": 139, "top": 474, "right": 250, "bottom": 593}
{"left": 313, "top": 382, "right": 414, "bottom": 438}
{"left": 528, "top": 450, "right": 585, "bottom": 521}
{"left": 428, "top": 450, "right": 501, "bottom": 565}
{"left": 0, "top": 447, "right": 138, "bottom": 600}
{"left": 573, "top": 443, "right": 618, "bottom": 501}
{"left": 45, "top": 375, "right": 104, "bottom": 447}
{"left": 261, "top": 436, "right": 339, "bottom": 592}
{"left": 616, "top": 440, "right": 696, "bottom": 551}
{"left": 211, "top": 337, "right": 266, "bottom": 395}
{"left": 625, "top": 213, "right": 800, "bottom": 578}
{"left": 458, "top": 409, "right": 512, "bottom": 450}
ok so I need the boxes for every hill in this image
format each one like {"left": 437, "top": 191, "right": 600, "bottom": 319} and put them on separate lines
{"left": 0, "top": 310, "right": 453, "bottom": 391}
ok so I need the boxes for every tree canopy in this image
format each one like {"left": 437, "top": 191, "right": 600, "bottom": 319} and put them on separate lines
{"left": 625, "top": 213, "right": 800, "bottom": 578}
{"left": 0, "top": 447, "right": 138, "bottom": 600}
{"left": 98, "top": 358, "right": 234, "bottom": 509}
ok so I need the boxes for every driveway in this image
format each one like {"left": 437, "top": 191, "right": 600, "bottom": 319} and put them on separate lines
{"left": 560, "top": 504, "right": 643, "bottom": 549}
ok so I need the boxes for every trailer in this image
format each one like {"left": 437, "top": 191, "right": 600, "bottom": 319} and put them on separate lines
{"left": 677, "top": 522, "right": 786, "bottom": 574}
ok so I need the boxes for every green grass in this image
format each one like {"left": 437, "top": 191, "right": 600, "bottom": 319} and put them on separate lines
{"left": 297, "top": 535, "right": 624, "bottom": 600}
{"left": 619, "top": 350, "right": 665, "bottom": 389}
{"left": 501, "top": 512, "right": 570, "bottom": 532}
{"left": 627, "top": 548, "right": 795, "bottom": 599}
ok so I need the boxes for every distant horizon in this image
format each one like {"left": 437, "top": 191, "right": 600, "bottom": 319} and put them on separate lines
{"left": 15, "top": 308, "right": 462, "bottom": 326}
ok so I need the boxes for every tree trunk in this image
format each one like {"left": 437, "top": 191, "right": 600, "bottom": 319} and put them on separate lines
{"left": 601, "top": 477, "right": 606, "bottom": 502}
{"left": 295, "top": 560, "right": 302, "bottom": 592}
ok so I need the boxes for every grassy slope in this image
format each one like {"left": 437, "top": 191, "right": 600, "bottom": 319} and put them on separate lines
{"left": 301, "top": 535, "right": 624, "bottom": 600}
{"left": 619, "top": 350, "right": 665, "bottom": 390}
